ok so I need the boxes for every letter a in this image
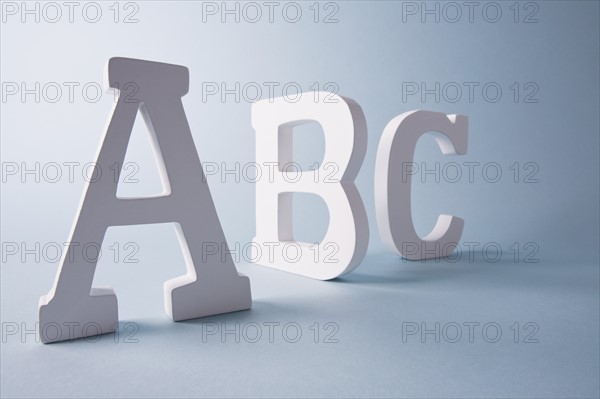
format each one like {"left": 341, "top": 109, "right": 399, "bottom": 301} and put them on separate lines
{"left": 39, "top": 58, "right": 251, "bottom": 343}
{"left": 251, "top": 92, "right": 369, "bottom": 280}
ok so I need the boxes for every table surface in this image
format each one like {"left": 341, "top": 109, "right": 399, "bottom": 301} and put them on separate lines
{"left": 2, "top": 248, "right": 599, "bottom": 398}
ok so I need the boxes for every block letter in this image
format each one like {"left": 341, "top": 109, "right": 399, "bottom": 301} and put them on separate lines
{"left": 38, "top": 58, "right": 252, "bottom": 343}
{"left": 251, "top": 92, "right": 369, "bottom": 280}
{"left": 375, "top": 110, "right": 468, "bottom": 260}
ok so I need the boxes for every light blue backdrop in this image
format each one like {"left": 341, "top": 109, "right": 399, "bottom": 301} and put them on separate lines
{"left": 1, "top": 1, "right": 598, "bottom": 398}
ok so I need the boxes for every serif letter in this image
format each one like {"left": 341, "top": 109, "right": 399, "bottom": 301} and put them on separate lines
{"left": 38, "top": 57, "right": 252, "bottom": 343}
{"left": 251, "top": 93, "right": 369, "bottom": 280}
{"left": 375, "top": 110, "right": 468, "bottom": 260}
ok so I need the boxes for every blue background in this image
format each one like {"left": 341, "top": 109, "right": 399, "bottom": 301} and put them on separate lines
{"left": 1, "top": 1, "right": 599, "bottom": 397}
